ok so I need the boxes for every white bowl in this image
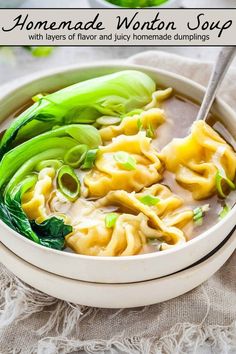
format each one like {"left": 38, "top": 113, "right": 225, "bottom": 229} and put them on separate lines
{"left": 88, "top": 0, "right": 180, "bottom": 8}
{"left": 0, "top": 63, "right": 236, "bottom": 284}
{"left": 0, "top": 228, "right": 235, "bottom": 308}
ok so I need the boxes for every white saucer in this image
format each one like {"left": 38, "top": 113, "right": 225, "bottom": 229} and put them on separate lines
{"left": 0, "top": 229, "right": 235, "bottom": 308}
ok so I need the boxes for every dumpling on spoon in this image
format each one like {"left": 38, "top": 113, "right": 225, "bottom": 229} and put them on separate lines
{"left": 159, "top": 121, "right": 236, "bottom": 200}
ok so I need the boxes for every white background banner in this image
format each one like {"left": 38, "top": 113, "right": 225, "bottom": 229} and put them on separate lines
{"left": 0, "top": 9, "right": 235, "bottom": 46}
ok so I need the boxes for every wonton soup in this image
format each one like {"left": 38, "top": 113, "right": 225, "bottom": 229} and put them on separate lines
{"left": 0, "top": 70, "right": 235, "bottom": 256}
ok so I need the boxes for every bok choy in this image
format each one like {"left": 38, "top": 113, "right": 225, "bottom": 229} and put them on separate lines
{"left": 0, "top": 70, "right": 157, "bottom": 252}
{"left": 0, "top": 124, "right": 101, "bottom": 250}
{"left": 0, "top": 124, "right": 101, "bottom": 192}
{"left": 0, "top": 70, "right": 156, "bottom": 158}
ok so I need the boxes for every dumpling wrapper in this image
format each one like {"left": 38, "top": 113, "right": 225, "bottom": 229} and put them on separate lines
{"left": 99, "top": 108, "right": 165, "bottom": 143}
{"left": 84, "top": 132, "right": 163, "bottom": 198}
{"left": 66, "top": 212, "right": 148, "bottom": 256}
{"left": 96, "top": 189, "right": 188, "bottom": 247}
{"left": 136, "top": 184, "right": 193, "bottom": 230}
{"left": 22, "top": 167, "right": 55, "bottom": 223}
{"left": 65, "top": 183, "right": 193, "bottom": 256}
{"left": 21, "top": 167, "right": 193, "bottom": 256}
{"left": 159, "top": 121, "right": 236, "bottom": 200}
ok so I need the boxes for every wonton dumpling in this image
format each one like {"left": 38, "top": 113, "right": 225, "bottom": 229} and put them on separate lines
{"left": 22, "top": 167, "right": 55, "bottom": 222}
{"left": 66, "top": 212, "right": 148, "bottom": 256}
{"left": 65, "top": 197, "right": 147, "bottom": 256}
{"left": 84, "top": 132, "right": 163, "bottom": 197}
{"left": 145, "top": 88, "right": 173, "bottom": 110}
{"left": 66, "top": 215, "right": 113, "bottom": 256}
{"left": 136, "top": 184, "right": 193, "bottom": 229}
{"left": 137, "top": 184, "right": 182, "bottom": 217}
{"left": 65, "top": 197, "right": 112, "bottom": 255}
{"left": 99, "top": 108, "right": 165, "bottom": 142}
{"left": 96, "top": 189, "right": 187, "bottom": 248}
{"left": 65, "top": 183, "right": 193, "bottom": 256}
{"left": 159, "top": 121, "right": 236, "bottom": 200}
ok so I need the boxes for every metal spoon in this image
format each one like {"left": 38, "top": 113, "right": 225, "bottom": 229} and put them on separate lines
{"left": 196, "top": 47, "right": 236, "bottom": 122}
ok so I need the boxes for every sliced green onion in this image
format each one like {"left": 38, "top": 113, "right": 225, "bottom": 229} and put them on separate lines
{"left": 57, "top": 165, "right": 80, "bottom": 202}
{"left": 219, "top": 204, "right": 230, "bottom": 219}
{"left": 32, "top": 93, "right": 44, "bottom": 102}
{"left": 35, "top": 159, "right": 63, "bottom": 172}
{"left": 81, "top": 149, "right": 98, "bottom": 170}
{"left": 193, "top": 204, "right": 209, "bottom": 226}
{"left": 64, "top": 144, "right": 88, "bottom": 168}
{"left": 113, "top": 152, "right": 136, "bottom": 171}
{"left": 215, "top": 170, "right": 236, "bottom": 198}
{"left": 146, "top": 122, "right": 155, "bottom": 139}
{"left": 193, "top": 207, "right": 203, "bottom": 225}
{"left": 137, "top": 117, "right": 143, "bottom": 131}
{"left": 105, "top": 213, "right": 118, "bottom": 228}
{"left": 96, "top": 116, "right": 121, "bottom": 126}
{"left": 139, "top": 195, "right": 160, "bottom": 206}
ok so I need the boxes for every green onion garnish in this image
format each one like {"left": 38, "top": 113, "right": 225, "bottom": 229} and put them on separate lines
{"left": 57, "top": 165, "right": 80, "bottom": 202}
{"left": 215, "top": 170, "right": 235, "bottom": 198}
{"left": 219, "top": 204, "right": 230, "bottom": 219}
{"left": 81, "top": 149, "right": 98, "bottom": 170}
{"left": 113, "top": 152, "right": 137, "bottom": 171}
{"left": 64, "top": 144, "right": 88, "bottom": 168}
{"left": 139, "top": 195, "right": 160, "bottom": 206}
{"left": 193, "top": 204, "right": 209, "bottom": 226}
{"left": 146, "top": 122, "right": 155, "bottom": 139}
{"left": 193, "top": 207, "right": 203, "bottom": 225}
{"left": 105, "top": 213, "right": 118, "bottom": 228}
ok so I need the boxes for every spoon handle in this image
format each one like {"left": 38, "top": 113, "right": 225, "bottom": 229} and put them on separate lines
{"left": 196, "top": 47, "right": 236, "bottom": 121}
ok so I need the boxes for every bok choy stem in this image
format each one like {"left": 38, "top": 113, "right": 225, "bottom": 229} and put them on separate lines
{"left": 0, "top": 124, "right": 101, "bottom": 193}
{"left": 64, "top": 145, "right": 88, "bottom": 168}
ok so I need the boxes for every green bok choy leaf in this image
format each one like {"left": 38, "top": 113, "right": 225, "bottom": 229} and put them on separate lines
{"left": 31, "top": 217, "right": 73, "bottom": 250}
{"left": 3, "top": 175, "right": 39, "bottom": 243}
{"left": 0, "top": 70, "right": 155, "bottom": 158}
{"left": 0, "top": 124, "right": 101, "bottom": 193}
{"left": 0, "top": 124, "right": 101, "bottom": 250}
{"left": 1, "top": 175, "right": 69, "bottom": 250}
